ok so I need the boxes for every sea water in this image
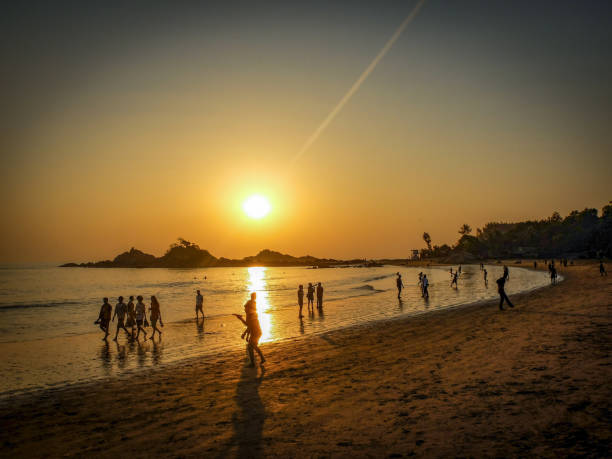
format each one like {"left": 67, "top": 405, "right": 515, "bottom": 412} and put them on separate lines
{"left": 0, "top": 264, "right": 552, "bottom": 397}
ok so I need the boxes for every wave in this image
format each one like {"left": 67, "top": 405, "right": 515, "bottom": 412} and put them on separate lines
{"left": 362, "top": 274, "right": 394, "bottom": 282}
{"left": 0, "top": 300, "right": 82, "bottom": 311}
{"left": 352, "top": 284, "right": 377, "bottom": 291}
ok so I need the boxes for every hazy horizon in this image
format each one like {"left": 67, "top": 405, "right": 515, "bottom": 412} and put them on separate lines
{"left": 2, "top": 0, "right": 611, "bottom": 264}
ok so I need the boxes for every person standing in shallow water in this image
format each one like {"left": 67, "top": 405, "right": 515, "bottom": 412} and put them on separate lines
{"left": 195, "top": 289, "right": 204, "bottom": 320}
{"left": 149, "top": 296, "right": 163, "bottom": 340}
{"left": 450, "top": 271, "right": 459, "bottom": 288}
{"left": 496, "top": 275, "right": 514, "bottom": 311}
{"left": 234, "top": 292, "right": 265, "bottom": 367}
{"left": 126, "top": 296, "right": 136, "bottom": 337}
{"left": 97, "top": 298, "right": 112, "bottom": 340}
{"left": 297, "top": 285, "right": 304, "bottom": 318}
{"left": 396, "top": 273, "right": 404, "bottom": 298}
{"left": 421, "top": 274, "right": 429, "bottom": 299}
{"left": 306, "top": 283, "right": 315, "bottom": 312}
{"left": 316, "top": 283, "right": 324, "bottom": 310}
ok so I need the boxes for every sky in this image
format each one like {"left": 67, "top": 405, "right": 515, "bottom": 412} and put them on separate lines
{"left": 1, "top": 0, "right": 611, "bottom": 263}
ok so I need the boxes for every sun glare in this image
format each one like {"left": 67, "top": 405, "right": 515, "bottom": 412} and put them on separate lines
{"left": 243, "top": 195, "right": 271, "bottom": 219}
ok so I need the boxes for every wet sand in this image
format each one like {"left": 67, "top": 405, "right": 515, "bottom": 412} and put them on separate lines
{"left": 1, "top": 263, "right": 610, "bottom": 457}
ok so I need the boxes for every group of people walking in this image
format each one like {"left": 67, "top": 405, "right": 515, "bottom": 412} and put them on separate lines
{"left": 297, "top": 282, "right": 324, "bottom": 317}
{"left": 96, "top": 295, "right": 163, "bottom": 341}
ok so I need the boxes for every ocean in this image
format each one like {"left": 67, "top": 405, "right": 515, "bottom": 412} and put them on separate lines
{"left": 0, "top": 263, "right": 551, "bottom": 397}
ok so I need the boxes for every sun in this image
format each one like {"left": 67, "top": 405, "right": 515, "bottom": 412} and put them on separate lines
{"left": 243, "top": 195, "right": 271, "bottom": 219}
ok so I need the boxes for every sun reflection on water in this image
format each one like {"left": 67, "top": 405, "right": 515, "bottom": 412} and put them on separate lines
{"left": 246, "top": 267, "right": 274, "bottom": 342}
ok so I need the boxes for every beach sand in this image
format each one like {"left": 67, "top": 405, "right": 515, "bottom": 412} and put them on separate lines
{"left": 1, "top": 263, "right": 610, "bottom": 457}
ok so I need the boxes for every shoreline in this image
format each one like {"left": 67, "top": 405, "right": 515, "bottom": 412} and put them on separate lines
{"left": 1, "top": 263, "right": 609, "bottom": 457}
{"left": 0, "top": 264, "right": 553, "bottom": 400}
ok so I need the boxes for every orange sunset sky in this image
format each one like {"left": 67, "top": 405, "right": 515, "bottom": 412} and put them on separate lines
{"left": 1, "top": 1, "right": 611, "bottom": 263}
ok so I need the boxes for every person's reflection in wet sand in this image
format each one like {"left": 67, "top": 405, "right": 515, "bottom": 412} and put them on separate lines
{"left": 196, "top": 317, "right": 205, "bottom": 342}
{"left": 317, "top": 307, "right": 325, "bottom": 319}
{"left": 115, "top": 340, "right": 127, "bottom": 371}
{"left": 299, "top": 316, "right": 305, "bottom": 335}
{"left": 151, "top": 339, "right": 163, "bottom": 365}
{"left": 99, "top": 342, "right": 111, "bottom": 376}
{"left": 398, "top": 297, "right": 404, "bottom": 311}
{"left": 136, "top": 340, "right": 147, "bottom": 367}
{"left": 226, "top": 364, "right": 266, "bottom": 458}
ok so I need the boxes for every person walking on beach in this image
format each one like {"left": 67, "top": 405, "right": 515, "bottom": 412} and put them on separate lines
{"left": 297, "top": 285, "right": 304, "bottom": 318}
{"left": 149, "top": 296, "right": 163, "bottom": 340}
{"left": 112, "top": 296, "right": 130, "bottom": 341}
{"left": 503, "top": 265, "right": 509, "bottom": 281}
{"left": 97, "top": 297, "right": 112, "bottom": 340}
{"left": 450, "top": 271, "right": 459, "bottom": 288}
{"left": 550, "top": 266, "right": 558, "bottom": 285}
{"left": 396, "top": 273, "right": 404, "bottom": 298}
{"left": 600, "top": 261, "right": 607, "bottom": 276}
{"left": 422, "top": 274, "right": 429, "bottom": 299}
{"left": 307, "top": 283, "right": 315, "bottom": 312}
{"left": 135, "top": 295, "right": 147, "bottom": 340}
{"left": 195, "top": 289, "right": 204, "bottom": 320}
{"left": 418, "top": 272, "right": 423, "bottom": 295}
{"left": 483, "top": 268, "right": 488, "bottom": 286}
{"left": 458, "top": 265, "right": 462, "bottom": 275}
{"left": 533, "top": 261, "right": 537, "bottom": 269}
{"left": 496, "top": 275, "right": 514, "bottom": 311}
{"left": 126, "top": 296, "right": 136, "bottom": 337}
{"left": 233, "top": 292, "right": 265, "bottom": 366}
{"left": 316, "top": 283, "right": 324, "bottom": 310}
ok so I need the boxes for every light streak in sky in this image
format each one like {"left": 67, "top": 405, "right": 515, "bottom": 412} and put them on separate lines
{"left": 292, "top": 0, "right": 427, "bottom": 163}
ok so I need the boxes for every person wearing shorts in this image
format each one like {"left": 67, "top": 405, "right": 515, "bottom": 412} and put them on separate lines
{"left": 135, "top": 295, "right": 147, "bottom": 340}
{"left": 112, "top": 296, "right": 130, "bottom": 341}
{"left": 98, "top": 297, "right": 112, "bottom": 341}
{"left": 149, "top": 295, "right": 163, "bottom": 340}
{"left": 196, "top": 290, "right": 204, "bottom": 320}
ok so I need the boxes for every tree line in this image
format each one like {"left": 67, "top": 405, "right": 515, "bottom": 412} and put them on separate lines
{"left": 421, "top": 202, "right": 612, "bottom": 260}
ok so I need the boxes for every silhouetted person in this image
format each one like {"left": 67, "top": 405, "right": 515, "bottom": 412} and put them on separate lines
{"left": 297, "top": 285, "right": 304, "bottom": 318}
{"left": 396, "top": 273, "right": 404, "bottom": 298}
{"left": 149, "top": 295, "right": 163, "bottom": 340}
{"left": 195, "top": 289, "right": 204, "bottom": 319}
{"left": 112, "top": 296, "right": 130, "bottom": 341}
{"left": 234, "top": 292, "right": 265, "bottom": 366}
{"left": 126, "top": 296, "right": 136, "bottom": 337}
{"left": 496, "top": 276, "right": 514, "bottom": 310}
{"left": 550, "top": 266, "right": 558, "bottom": 284}
{"left": 135, "top": 295, "right": 147, "bottom": 340}
{"left": 418, "top": 272, "right": 423, "bottom": 295}
{"left": 533, "top": 261, "right": 537, "bottom": 269}
{"left": 503, "top": 265, "right": 509, "bottom": 281}
{"left": 97, "top": 297, "right": 112, "bottom": 340}
{"left": 422, "top": 274, "right": 429, "bottom": 299}
{"left": 458, "top": 265, "right": 462, "bottom": 275}
{"left": 483, "top": 268, "right": 488, "bottom": 285}
{"left": 307, "top": 283, "right": 315, "bottom": 312}
{"left": 600, "top": 261, "right": 607, "bottom": 276}
{"left": 450, "top": 271, "right": 458, "bottom": 288}
{"left": 316, "top": 282, "right": 324, "bottom": 310}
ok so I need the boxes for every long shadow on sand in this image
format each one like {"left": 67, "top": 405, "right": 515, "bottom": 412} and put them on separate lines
{"left": 219, "top": 360, "right": 266, "bottom": 458}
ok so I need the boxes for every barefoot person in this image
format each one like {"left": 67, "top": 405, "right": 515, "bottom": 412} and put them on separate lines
{"left": 149, "top": 296, "right": 163, "bottom": 340}
{"left": 126, "top": 296, "right": 136, "bottom": 337}
{"left": 396, "top": 273, "right": 404, "bottom": 298}
{"left": 97, "top": 298, "right": 112, "bottom": 341}
{"left": 483, "top": 268, "right": 488, "bottom": 286}
{"left": 112, "top": 296, "right": 131, "bottom": 341}
{"left": 316, "top": 282, "right": 324, "bottom": 310}
{"left": 297, "top": 285, "right": 304, "bottom": 318}
{"left": 307, "top": 283, "right": 315, "bottom": 312}
{"left": 422, "top": 274, "right": 429, "bottom": 299}
{"left": 496, "top": 275, "right": 514, "bottom": 311}
{"left": 135, "top": 295, "right": 147, "bottom": 340}
{"left": 233, "top": 292, "right": 265, "bottom": 366}
{"left": 195, "top": 289, "right": 204, "bottom": 319}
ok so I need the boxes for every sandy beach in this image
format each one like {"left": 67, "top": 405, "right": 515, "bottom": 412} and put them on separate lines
{"left": 1, "top": 263, "right": 610, "bottom": 458}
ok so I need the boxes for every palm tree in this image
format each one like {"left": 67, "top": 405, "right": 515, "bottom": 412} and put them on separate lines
{"left": 458, "top": 224, "right": 472, "bottom": 236}
{"left": 422, "top": 232, "right": 432, "bottom": 251}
